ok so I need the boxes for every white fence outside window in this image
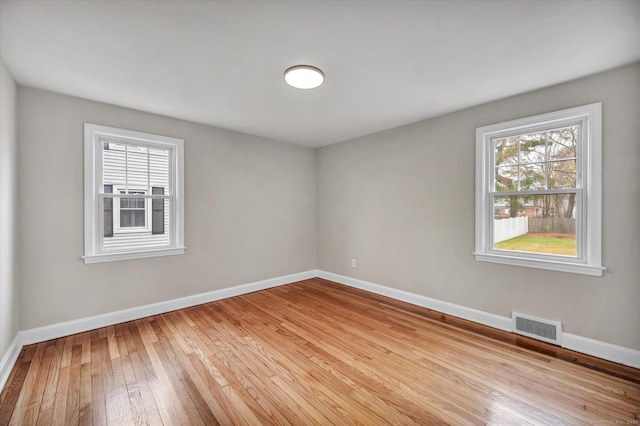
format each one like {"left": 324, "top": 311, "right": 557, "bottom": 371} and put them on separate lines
{"left": 494, "top": 217, "right": 528, "bottom": 243}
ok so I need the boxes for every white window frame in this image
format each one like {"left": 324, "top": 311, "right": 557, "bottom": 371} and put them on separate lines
{"left": 474, "top": 103, "right": 604, "bottom": 276}
{"left": 83, "top": 123, "right": 185, "bottom": 264}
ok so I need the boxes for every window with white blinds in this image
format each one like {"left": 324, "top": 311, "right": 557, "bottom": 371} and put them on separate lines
{"left": 84, "top": 124, "right": 185, "bottom": 263}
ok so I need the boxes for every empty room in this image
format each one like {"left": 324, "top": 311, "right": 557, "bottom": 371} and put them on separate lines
{"left": 1, "top": 0, "right": 639, "bottom": 424}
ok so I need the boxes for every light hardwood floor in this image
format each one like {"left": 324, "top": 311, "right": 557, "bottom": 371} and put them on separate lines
{"left": 1, "top": 278, "right": 638, "bottom": 425}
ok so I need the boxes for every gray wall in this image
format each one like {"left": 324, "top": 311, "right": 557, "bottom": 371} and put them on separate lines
{"left": 318, "top": 63, "right": 640, "bottom": 351}
{"left": 12, "top": 63, "right": 640, "bottom": 353}
{"left": 0, "top": 59, "right": 19, "bottom": 361}
{"left": 18, "top": 88, "right": 317, "bottom": 330}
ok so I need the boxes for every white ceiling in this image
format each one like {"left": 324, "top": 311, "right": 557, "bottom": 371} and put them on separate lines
{"left": 1, "top": 1, "right": 639, "bottom": 147}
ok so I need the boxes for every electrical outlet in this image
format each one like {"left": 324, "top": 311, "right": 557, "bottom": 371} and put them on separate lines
{"left": 351, "top": 259, "right": 356, "bottom": 268}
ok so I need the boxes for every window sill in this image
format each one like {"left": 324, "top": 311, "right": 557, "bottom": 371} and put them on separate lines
{"left": 473, "top": 252, "right": 605, "bottom": 276}
{"left": 82, "top": 247, "right": 186, "bottom": 264}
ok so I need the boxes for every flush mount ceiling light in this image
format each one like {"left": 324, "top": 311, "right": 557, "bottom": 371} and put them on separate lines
{"left": 284, "top": 65, "right": 325, "bottom": 89}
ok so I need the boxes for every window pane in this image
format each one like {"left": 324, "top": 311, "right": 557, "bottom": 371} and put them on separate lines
{"left": 517, "top": 131, "right": 570, "bottom": 191}
{"left": 493, "top": 193, "right": 577, "bottom": 256}
{"left": 548, "top": 160, "right": 576, "bottom": 189}
{"left": 152, "top": 187, "right": 165, "bottom": 235}
{"left": 120, "top": 191, "right": 145, "bottom": 217}
{"left": 149, "top": 148, "right": 170, "bottom": 193}
{"left": 120, "top": 210, "right": 145, "bottom": 227}
{"left": 102, "top": 142, "right": 154, "bottom": 191}
{"left": 495, "top": 166, "right": 517, "bottom": 191}
{"left": 102, "top": 198, "right": 171, "bottom": 252}
{"left": 547, "top": 126, "right": 577, "bottom": 161}
{"left": 135, "top": 210, "right": 145, "bottom": 226}
{"left": 494, "top": 137, "right": 518, "bottom": 167}
{"left": 494, "top": 126, "right": 579, "bottom": 192}
{"left": 103, "top": 191, "right": 113, "bottom": 238}
{"left": 152, "top": 198, "right": 170, "bottom": 236}
{"left": 519, "top": 163, "right": 545, "bottom": 190}
{"left": 126, "top": 145, "right": 149, "bottom": 189}
{"left": 519, "top": 134, "right": 546, "bottom": 164}
{"left": 103, "top": 142, "right": 126, "bottom": 186}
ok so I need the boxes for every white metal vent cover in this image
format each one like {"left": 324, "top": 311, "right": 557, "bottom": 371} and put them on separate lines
{"left": 512, "top": 312, "right": 562, "bottom": 346}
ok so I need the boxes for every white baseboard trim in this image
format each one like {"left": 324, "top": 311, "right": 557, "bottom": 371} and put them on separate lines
{"left": 20, "top": 269, "right": 317, "bottom": 346}
{"left": 0, "top": 333, "right": 23, "bottom": 392}
{"left": 0, "top": 269, "right": 317, "bottom": 392}
{"left": 563, "top": 333, "right": 640, "bottom": 370}
{"left": 317, "top": 270, "right": 640, "bottom": 370}
{"left": 317, "top": 270, "right": 513, "bottom": 332}
{"left": 2, "top": 268, "right": 637, "bottom": 394}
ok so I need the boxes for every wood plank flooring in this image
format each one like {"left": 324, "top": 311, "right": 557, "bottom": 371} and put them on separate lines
{"left": 1, "top": 278, "right": 639, "bottom": 425}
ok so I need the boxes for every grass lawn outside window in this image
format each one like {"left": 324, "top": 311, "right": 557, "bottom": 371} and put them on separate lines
{"left": 494, "top": 233, "right": 576, "bottom": 256}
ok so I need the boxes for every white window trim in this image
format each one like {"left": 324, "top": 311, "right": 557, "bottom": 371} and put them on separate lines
{"left": 474, "top": 103, "right": 604, "bottom": 276}
{"left": 83, "top": 123, "right": 185, "bottom": 264}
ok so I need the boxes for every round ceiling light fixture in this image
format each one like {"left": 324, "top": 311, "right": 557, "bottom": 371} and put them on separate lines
{"left": 284, "top": 65, "right": 325, "bottom": 89}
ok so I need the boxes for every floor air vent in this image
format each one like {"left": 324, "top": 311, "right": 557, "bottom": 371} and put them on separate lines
{"left": 512, "top": 312, "right": 562, "bottom": 345}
